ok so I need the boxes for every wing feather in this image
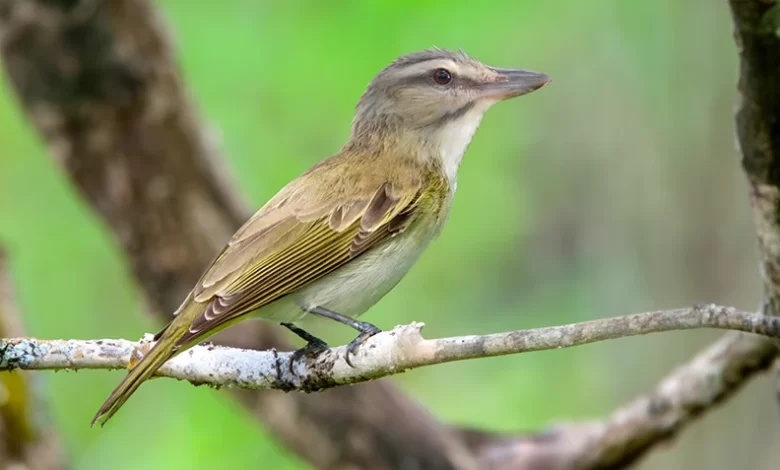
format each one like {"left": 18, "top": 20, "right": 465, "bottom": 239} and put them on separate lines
{"left": 176, "top": 179, "right": 427, "bottom": 347}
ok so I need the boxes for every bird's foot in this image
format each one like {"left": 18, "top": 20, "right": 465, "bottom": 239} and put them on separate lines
{"left": 302, "top": 306, "right": 382, "bottom": 367}
{"left": 345, "top": 321, "right": 382, "bottom": 368}
{"left": 281, "top": 322, "right": 330, "bottom": 374}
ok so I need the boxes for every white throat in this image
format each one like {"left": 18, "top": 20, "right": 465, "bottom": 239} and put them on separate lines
{"left": 433, "top": 101, "right": 495, "bottom": 186}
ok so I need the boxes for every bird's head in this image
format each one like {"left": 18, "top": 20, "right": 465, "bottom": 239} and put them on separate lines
{"left": 350, "top": 48, "right": 550, "bottom": 178}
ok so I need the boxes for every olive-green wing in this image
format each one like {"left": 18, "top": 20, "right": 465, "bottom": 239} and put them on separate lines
{"left": 173, "top": 181, "right": 424, "bottom": 347}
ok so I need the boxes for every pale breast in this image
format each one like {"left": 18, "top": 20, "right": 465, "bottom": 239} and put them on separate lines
{"left": 256, "top": 196, "right": 451, "bottom": 322}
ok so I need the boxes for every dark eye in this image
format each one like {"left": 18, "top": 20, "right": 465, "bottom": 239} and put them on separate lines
{"left": 433, "top": 68, "right": 452, "bottom": 85}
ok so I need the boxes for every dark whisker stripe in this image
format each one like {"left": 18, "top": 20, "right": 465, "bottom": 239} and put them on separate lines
{"left": 427, "top": 101, "right": 477, "bottom": 128}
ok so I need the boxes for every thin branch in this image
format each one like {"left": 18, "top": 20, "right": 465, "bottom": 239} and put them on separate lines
{"left": 1, "top": 305, "right": 776, "bottom": 394}
{"left": 455, "top": 332, "right": 777, "bottom": 470}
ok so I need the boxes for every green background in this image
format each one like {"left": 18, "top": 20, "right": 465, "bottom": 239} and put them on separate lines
{"left": 0, "top": 1, "right": 776, "bottom": 469}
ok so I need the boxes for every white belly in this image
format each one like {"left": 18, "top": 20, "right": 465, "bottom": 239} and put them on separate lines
{"left": 254, "top": 216, "right": 441, "bottom": 322}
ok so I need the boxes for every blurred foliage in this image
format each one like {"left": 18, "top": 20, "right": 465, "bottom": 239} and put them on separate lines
{"left": 0, "top": 0, "right": 776, "bottom": 469}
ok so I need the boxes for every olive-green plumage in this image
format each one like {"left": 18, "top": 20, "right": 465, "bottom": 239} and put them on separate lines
{"left": 92, "top": 48, "right": 550, "bottom": 426}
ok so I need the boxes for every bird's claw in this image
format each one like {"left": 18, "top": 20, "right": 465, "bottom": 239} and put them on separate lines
{"left": 344, "top": 324, "right": 382, "bottom": 367}
{"left": 281, "top": 322, "right": 330, "bottom": 375}
{"left": 288, "top": 338, "right": 329, "bottom": 375}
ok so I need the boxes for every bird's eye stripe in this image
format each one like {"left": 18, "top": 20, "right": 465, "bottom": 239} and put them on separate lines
{"left": 393, "top": 72, "right": 478, "bottom": 89}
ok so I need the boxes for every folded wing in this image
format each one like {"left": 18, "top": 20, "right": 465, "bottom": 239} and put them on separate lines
{"left": 173, "top": 179, "right": 425, "bottom": 347}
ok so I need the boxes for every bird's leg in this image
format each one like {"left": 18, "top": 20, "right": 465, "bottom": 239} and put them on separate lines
{"left": 282, "top": 322, "right": 330, "bottom": 349}
{"left": 280, "top": 322, "right": 330, "bottom": 373}
{"left": 306, "top": 306, "right": 382, "bottom": 367}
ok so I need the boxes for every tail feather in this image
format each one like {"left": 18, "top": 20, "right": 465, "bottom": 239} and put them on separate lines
{"left": 91, "top": 337, "right": 175, "bottom": 427}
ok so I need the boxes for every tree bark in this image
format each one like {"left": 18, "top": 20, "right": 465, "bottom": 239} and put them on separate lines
{"left": 729, "top": 0, "right": 780, "bottom": 405}
{"left": 3, "top": 305, "right": 778, "bottom": 393}
{"left": 1, "top": 0, "right": 779, "bottom": 469}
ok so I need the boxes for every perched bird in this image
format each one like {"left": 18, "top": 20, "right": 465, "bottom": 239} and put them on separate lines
{"left": 92, "top": 48, "right": 550, "bottom": 425}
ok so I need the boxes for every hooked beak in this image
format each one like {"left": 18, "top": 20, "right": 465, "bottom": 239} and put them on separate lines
{"left": 481, "top": 68, "right": 551, "bottom": 100}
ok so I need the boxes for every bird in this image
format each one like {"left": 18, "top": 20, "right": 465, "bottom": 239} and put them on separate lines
{"left": 91, "top": 48, "right": 550, "bottom": 426}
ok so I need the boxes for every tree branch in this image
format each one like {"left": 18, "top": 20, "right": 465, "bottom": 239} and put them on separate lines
{"left": 0, "top": 305, "right": 777, "bottom": 394}
{"left": 0, "top": 2, "right": 479, "bottom": 469}
{"left": 2, "top": 0, "right": 780, "bottom": 469}
{"left": 729, "top": 0, "right": 780, "bottom": 407}
{"left": 454, "top": 331, "right": 777, "bottom": 470}
{"left": 459, "top": 2, "right": 780, "bottom": 467}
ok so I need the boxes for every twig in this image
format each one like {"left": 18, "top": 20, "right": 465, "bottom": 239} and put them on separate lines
{"left": 0, "top": 305, "right": 774, "bottom": 394}
{"left": 455, "top": 333, "right": 776, "bottom": 470}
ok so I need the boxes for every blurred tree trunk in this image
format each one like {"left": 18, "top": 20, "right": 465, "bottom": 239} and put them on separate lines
{"left": 0, "top": 1, "right": 478, "bottom": 469}
{"left": 729, "top": 0, "right": 780, "bottom": 422}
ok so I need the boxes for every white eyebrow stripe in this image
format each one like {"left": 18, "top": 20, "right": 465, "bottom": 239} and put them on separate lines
{"left": 393, "top": 59, "right": 460, "bottom": 80}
